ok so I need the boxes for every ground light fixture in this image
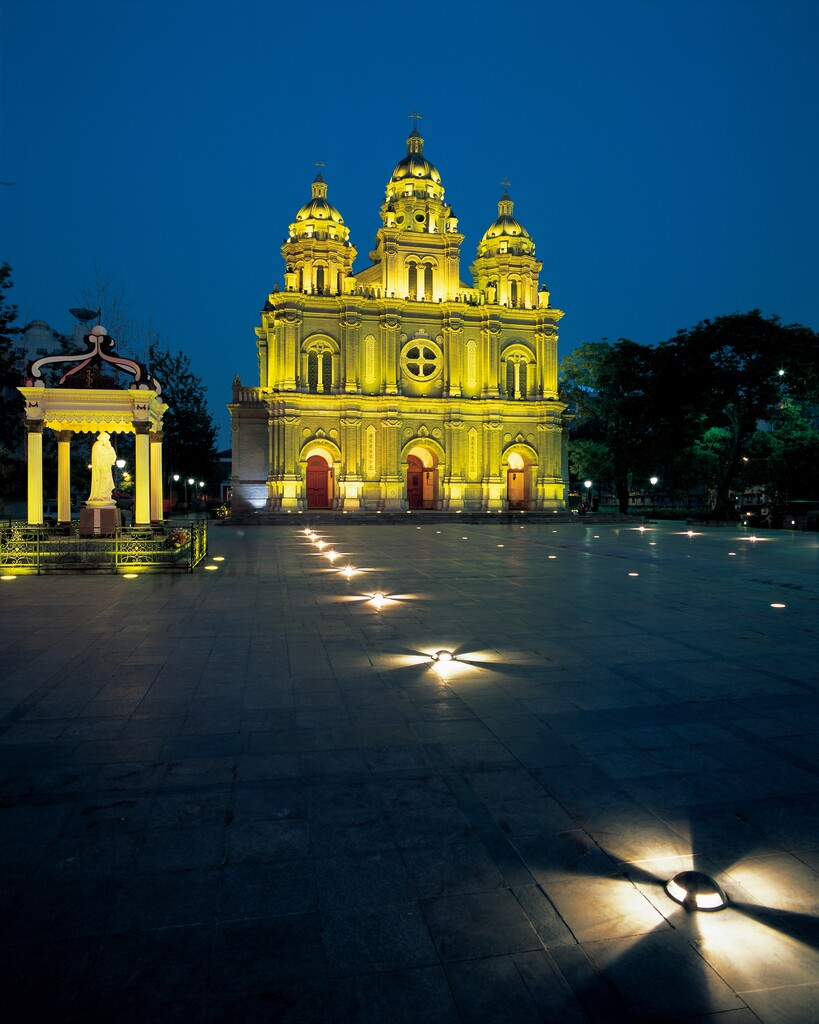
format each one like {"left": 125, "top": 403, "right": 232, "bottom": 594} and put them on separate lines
{"left": 370, "top": 592, "right": 385, "bottom": 609}
{"left": 325, "top": 550, "right": 339, "bottom": 562}
{"left": 665, "top": 871, "right": 727, "bottom": 911}
{"left": 432, "top": 650, "right": 454, "bottom": 662}
{"left": 341, "top": 565, "right": 357, "bottom": 578}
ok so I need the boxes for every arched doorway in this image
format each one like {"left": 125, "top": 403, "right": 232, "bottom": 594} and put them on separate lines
{"left": 407, "top": 454, "right": 424, "bottom": 508}
{"left": 507, "top": 451, "right": 525, "bottom": 509}
{"left": 306, "top": 454, "right": 331, "bottom": 508}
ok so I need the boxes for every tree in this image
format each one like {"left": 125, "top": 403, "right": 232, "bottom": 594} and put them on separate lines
{"left": 746, "top": 401, "right": 819, "bottom": 503}
{"left": 75, "top": 266, "right": 144, "bottom": 361}
{"left": 559, "top": 339, "right": 659, "bottom": 512}
{"left": 659, "top": 311, "right": 819, "bottom": 518}
{"left": 148, "top": 339, "right": 218, "bottom": 489}
{"left": 0, "top": 262, "right": 22, "bottom": 455}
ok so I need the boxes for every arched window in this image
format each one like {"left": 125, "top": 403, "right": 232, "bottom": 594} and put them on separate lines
{"left": 504, "top": 355, "right": 529, "bottom": 399}
{"left": 307, "top": 349, "right": 333, "bottom": 393}
{"left": 298, "top": 268, "right": 304, "bottom": 292}
{"left": 407, "top": 263, "right": 417, "bottom": 298}
{"left": 510, "top": 280, "right": 518, "bottom": 307}
{"left": 316, "top": 266, "right": 325, "bottom": 294}
{"left": 424, "top": 265, "right": 433, "bottom": 300}
{"left": 337, "top": 272, "right": 343, "bottom": 294}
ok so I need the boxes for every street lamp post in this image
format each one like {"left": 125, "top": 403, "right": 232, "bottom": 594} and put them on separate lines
{"left": 583, "top": 479, "right": 592, "bottom": 514}
{"left": 650, "top": 476, "right": 658, "bottom": 517}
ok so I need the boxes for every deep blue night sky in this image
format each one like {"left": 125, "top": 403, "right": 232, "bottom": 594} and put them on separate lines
{"left": 2, "top": 0, "right": 817, "bottom": 444}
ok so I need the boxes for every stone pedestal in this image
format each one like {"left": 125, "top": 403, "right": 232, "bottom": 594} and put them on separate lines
{"left": 80, "top": 506, "right": 122, "bottom": 536}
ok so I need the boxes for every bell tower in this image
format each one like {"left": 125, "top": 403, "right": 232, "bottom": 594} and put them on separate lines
{"left": 471, "top": 187, "right": 544, "bottom": 309}
{"left": 281, "top": 170, "right": 356, "bottom": 297}
{"left": 362, "top": 114, "right": 464, "bottom": 302}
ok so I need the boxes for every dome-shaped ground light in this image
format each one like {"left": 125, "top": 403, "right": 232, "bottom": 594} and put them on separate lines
{"left": 665, "top": 871, "right": 727, "bottom": 911}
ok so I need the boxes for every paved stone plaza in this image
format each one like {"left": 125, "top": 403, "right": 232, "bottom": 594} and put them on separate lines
{"left": 1, "top": 520, "right": 818, "bottom": 1022}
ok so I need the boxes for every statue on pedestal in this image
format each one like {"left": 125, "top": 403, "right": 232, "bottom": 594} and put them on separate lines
{"left": 87, "top": 431, "right": 117, "bottom": 507}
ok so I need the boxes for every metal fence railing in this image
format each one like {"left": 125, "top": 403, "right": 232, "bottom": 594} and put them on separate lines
{"left": 0, "top": 520, "right": 208, "bottom": 575}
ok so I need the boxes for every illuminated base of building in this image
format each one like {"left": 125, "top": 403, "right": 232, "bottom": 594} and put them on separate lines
{"left": 230, "top": 392, "right": 569, "bottom": 514}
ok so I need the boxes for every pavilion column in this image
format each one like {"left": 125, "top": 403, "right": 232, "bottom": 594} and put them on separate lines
{"left": 56, "top": 430, "right": 73, "bottom": 523}
{"left": 26, "top": 422, "right": 44, "bottom": 525}
{"left": 133, "top": 423, "right": 151, "bottom": 526}
{"left": 150, "top": 431, "right": 164, "bottom": 523}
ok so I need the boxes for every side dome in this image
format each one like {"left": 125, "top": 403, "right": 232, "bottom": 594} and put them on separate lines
{"left": 477, "top": 194, "right": 535, "bottom": 256}
{"left": 294, "top": 174, "right": 345, "bottom": 226}
{"left": 288, "top": 174, "right": 350, "bottom": 241}
{"left": 389, "top": 128, "right": 442, "bottom": 185}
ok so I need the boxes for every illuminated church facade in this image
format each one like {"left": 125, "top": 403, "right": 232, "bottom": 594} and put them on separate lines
{"left": 230, "top": 126, "right": 570, "bottom": 513}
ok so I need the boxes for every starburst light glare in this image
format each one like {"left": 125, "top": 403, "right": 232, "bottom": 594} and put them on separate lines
{"left": 371, "top": 592, "right": 385, "bottom": 609}
{"left": 665, "top": 871, "right": 727, "bottom": 911}
{"left": 315, "top": 540, "right": 326, "bottom": 549}
{"left": 325, "top": 550, "right": 339, "bottom": 562}
{"left": 341, "top": 565, "right": 357, "bottom": 578}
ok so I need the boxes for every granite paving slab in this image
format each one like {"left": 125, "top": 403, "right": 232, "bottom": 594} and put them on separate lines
{"left": 1, "top": 520, "right": 818, "bottom": 1021}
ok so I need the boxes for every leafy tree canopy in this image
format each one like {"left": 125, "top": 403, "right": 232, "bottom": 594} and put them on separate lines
{"left": 0, "top": 262, "right": 22, "bottom": 453}
{"left": 559, "top": 339, "right": 659, "bottom": 512}
{"left": 148, "top": 339, "right": 218, "bottom": 486}
{"left": 659, "top": 311, "right": 819, "bottom": 516}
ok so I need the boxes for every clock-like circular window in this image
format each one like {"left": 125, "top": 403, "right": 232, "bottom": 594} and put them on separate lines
{"left": 401, "top": 341, "right": 442, "bottom": 381}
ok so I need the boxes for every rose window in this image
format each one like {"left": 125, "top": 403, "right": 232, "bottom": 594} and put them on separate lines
{"left": 402, "top": 343, "right": 441, "bottom": 381}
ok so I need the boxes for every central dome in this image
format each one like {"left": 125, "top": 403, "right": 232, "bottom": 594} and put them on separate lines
{"left": 389, "top": 128, "right": 442, "bottom": 185}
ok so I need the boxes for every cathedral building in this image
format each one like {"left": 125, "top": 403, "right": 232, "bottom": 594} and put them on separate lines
{"left": 230, "top": 126, "right": 570, "bottom": 513}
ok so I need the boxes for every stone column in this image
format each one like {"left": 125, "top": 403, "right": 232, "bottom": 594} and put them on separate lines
{"left": 482, "top": 318, "right": 501, "bottom": 397}
{"left": 380, "top": 411, "right": 403, "bottom": 508}
{"left": 381, "top": 313, "right": 400, "bottom": 395}
{"left": 442, "top": 315, "right": 463, "bottom": 397}
{"left": 341, "top": 313, "right": 361, "bottom": 393}
{"left": 56, "top": 430, "right": 73, "bottom": 523}
{"left": 133, "top": 423, "right": 151, "bottom": 526}
{"left": 280, "top": 412, "right": 303, "bottom": 509}
{"left": 280, "top": 311, "right": 302, "bottom": 391}
{"left": 443, "top": 417, "right": 465, "bottom": 509}
{"left": 340, "top": 413, "right": 363, "bottom": 508}
{"left": 483, "top": 418, "right": 504, "bottom": 509}
{"left": 150, "top": 431, "right": 164, "bottom": 522}
{"left": 26, "top": 422, "right": 44, "bottom": 525}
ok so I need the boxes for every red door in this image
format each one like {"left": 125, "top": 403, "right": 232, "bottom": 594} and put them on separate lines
{"left": 407, "top": 455, "right": 424, "bottom": 508}
{"left": 306, "top": 455, "right": 330, "bottom": 508}
{"left": 507, "top": 469, "right": 524, "bottom": 509}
